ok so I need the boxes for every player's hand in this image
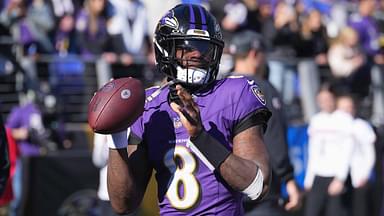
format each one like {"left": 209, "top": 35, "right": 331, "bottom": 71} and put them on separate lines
{"left": 284, "top": 179, "right": 302, "bottom": 211}
{"left": 170, "top": 84, "right": 202, "bottom": 137}
{"left": 328, "top": 178, "right": 344, "bottom": 196}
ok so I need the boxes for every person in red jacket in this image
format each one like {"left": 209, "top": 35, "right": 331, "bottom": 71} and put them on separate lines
{"left": 0, "top": 116, "right": 19, "bottom": 213}
{"left": 0, "top": 115, "right": 10, "bottom": 197}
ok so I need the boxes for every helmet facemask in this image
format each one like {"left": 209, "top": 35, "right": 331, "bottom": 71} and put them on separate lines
{"left": 155, "top": 35, "right": 223, "bottom": 92}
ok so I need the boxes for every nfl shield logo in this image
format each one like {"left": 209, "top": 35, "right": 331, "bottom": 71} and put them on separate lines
{"left": 173, "top": 117, "right": 183, "bottom": 129}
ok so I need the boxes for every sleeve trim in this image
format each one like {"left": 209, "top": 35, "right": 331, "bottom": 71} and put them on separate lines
{"left": 233, "top": 108, "right": 271, "bottom": 137}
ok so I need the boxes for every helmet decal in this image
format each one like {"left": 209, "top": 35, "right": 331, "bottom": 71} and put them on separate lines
{"left": 160, "top": 10, "right": 179, "bottom": 31}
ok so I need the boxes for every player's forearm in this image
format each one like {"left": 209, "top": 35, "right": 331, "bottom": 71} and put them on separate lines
{"left": 107, "top": 149, "right": 141, "bottom": 214}
{"left": 220, "top": 154, "right": 261, "bottom": 189}
{"left": 189, "top": 126, "right": 271, "bottom": 199}
{"left": 226, "top": 125, "right": 271, "bottom": 199}
{"left": 220, "top": 152, "right": 270, "bottom": 198}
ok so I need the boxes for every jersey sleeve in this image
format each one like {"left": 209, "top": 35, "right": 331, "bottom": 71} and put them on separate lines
{"left": 128, "top": 112, "right": 144, "bottom": 145}
{"left": 229, "top": 78, "right": 271, "bottom": 136}
{"left": 128, "top": 86, "right": 160, "bottom": 145}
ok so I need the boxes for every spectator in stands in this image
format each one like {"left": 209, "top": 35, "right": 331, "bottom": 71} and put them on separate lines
{"left": 75, "top": 0, "right": 109, "bottom": 59}
{"left": 5, "top": 90, "right": 47, "bottom": 216}
{"left": 54, "top": 14, "right": 78, "bottom": 56}
{"left": 0, "top": 0, "right": 52, "bottom": 91}
{"left": 229, "top": 30, "right": 302, "bottom": 216}
{"left": 304, "top": 86, "right": 354, "bottom": 216}
{"left": 256, "top": 0, "right": 275, "bottom": 51}
{"left": 349, "top": 0, "right": 381, "bottom": 64}
{"left": 348, "top": 0, "right": 384, "bottom": 115}
{"left": 48, "top": 0, "right": 80, "bottom": 55}
{"left": 0, "top": 2, "right": 28, "bottom": 84}
{"left": 0, "top": 0, "right": 27, "bottom": 52}
{"left": 210, "top": 0, "right": 251, "bottom": 79}
{"left": 371, "top": 0, "right": 384, "bottom": 128}
{"left": 337, "top": 94, "right": 376, "bottom": 216}
{"left": 6, "top": 90, "right": 46, "bottom": 156}
{"left": 24, "top": 0, "right": 55, "bottom": 54}
{"left": 0, "top": 0, "right": 25, "bottom": 34}
{"left": 54, "top": 13, "right": 77, "bottom": 55}
{"left": 209, "top": 0, "right": 254, "bottom": 46}
{"left": 294, "top": 8, "right": 329, "bottom": 122}
{"left": 92, "top": 133, "right": 122, "bottom": 216}
{"left": 208, "top": 0, "right": 227, "bottom": 33}
{"left": 105, "top": 0, "right": 152, "bottom": 80}
{"left": 0, "top": 0, "right": 55, "bottom": 55}
{"left": 325, "top": 0, "right": 349, "bottom": 39}
{"left": 219, "top": 0, "right": 247, "bottom": 44}
{"left": 229, "top": 0, "right": 276, "bottom": 44}
{"left": 267, "top": 1, "right": 299, "bottom": 107}
{"left": 327, "top": 26, "right": 370, "bottom": 99}
{"left": 240, "top": 0, "right": 262, "bottom": 34}
{"left": 47, "top": 0, "right": 81, "bottom": 22}
{"left": 295, "top": 8, "right": 329, "bottom": 66}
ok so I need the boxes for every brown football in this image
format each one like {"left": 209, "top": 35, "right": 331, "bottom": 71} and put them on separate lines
{"left": 88, "top": 77, "right": 145, "bottom": 134}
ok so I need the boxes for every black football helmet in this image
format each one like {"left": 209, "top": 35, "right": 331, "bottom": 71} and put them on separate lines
{"left": 154, "top": 4, "right": 224, "bottom": 92}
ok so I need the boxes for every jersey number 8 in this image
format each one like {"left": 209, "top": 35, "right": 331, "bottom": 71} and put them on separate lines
{"left": 164, "top": 146, "right": 200, "bottom": 210}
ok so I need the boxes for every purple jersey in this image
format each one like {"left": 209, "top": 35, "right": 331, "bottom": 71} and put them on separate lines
{"left": 6, "top": 103, "right": 42, "bottom": 156}
{"left": 349, "top": 13, "right": 380, "bottom": 56}
{"left": 130, "top": 76, "right": 268, "bottom": 215}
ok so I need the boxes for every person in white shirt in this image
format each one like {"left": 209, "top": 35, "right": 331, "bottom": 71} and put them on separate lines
{"left": 336, "top": 94, "right": 376, "bottom": 216}
{"left": 93, "top": 133, "right": 114, "bottom": 215}
{"left": 92, "top": 133, "right": 108, "bottom": 201}
{"left": 304, "top": 86, "right": 354, "bottom": 216}
{"left": 93, "top": 133, "right": 136, "bottom": 216}
{"left": 104, "top": 0, "right": 152, "bottom": 82}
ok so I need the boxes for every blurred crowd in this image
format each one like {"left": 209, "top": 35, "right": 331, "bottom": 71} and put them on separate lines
{"left": 0, "top": 0, "right": 383, "bottom": 216}
{"left": 0, "top": 0, "right": 383, "bottom": 123}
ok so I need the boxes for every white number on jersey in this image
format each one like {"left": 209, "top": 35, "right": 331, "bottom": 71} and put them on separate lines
{"left": 164, "top": 146, "right": 200, "bottom": 210}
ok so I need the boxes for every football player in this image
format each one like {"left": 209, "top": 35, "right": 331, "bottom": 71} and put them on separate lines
{"left": 107, "top": 4, "right": 271, "bottom": 215}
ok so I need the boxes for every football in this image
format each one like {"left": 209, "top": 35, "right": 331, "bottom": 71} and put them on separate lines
{"left": 88, "top": 77, "right": 145, "bottom": 134}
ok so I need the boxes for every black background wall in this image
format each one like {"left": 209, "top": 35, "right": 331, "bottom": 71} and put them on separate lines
{"left": 20, "top": 150, "right": 99, "bottom": 216}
